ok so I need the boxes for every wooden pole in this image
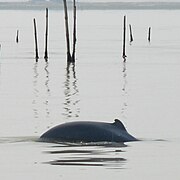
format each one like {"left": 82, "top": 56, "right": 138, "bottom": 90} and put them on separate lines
{"left": 33, "top": 18, "right": 39, "bottom": 61}
{"left": 44, "top": 8, "right": 48, "bottom": 60}
{"left": 148, "top": 27, "right": 151, "bottom": 42}
{"left": 122, "top": 15, "right": 127, "bottom": 61}
{"left": 16, "top": 30, "right": 19, "bottom": 43}
{"left": 72, "top": 0, "right": 77, "bottom": 62}
{"left": 129, "top": 24, "right": 133, "bottom": 43}
{"left": 63, "top": 0, "right": 72, "bottom": 62}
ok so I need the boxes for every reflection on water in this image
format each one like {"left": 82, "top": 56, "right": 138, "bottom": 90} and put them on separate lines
{"left": 33, "top": 62, "right": 51, "bottom": 119}
{"left": 32, "top": 62, "right": 39, "bottom": 119}
{"left": 44, "top": 62, "right": 50, "bottom": 118}
{"left": 62, "top": 62, "right": 80, "bottom": 119}
{"left": 121, "top": 62, "right": 128, "bottom": 118}
{"left": 49, "top": 157, "right": 126, "bottom": 167}
{"left": 44, "top": 143, "right": 127, "bottom": 168}
{"left": 32, "top": 62, "right": 51, "bottom": 133}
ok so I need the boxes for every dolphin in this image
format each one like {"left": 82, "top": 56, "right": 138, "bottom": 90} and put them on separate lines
{"left": 40, "top": 119, "right": 137, "bottom": 143}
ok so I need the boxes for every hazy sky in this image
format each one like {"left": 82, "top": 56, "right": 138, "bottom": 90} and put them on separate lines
{"left": 82, "top": 0, "right": 176, "bottom": 1}
{"left": 0, "top": 0, "right": 180, "bottom": 2}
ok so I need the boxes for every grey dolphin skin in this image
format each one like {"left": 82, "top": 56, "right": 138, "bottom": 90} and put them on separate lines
{"left": 40, "top": 119, "right": 137, "bottom": 143}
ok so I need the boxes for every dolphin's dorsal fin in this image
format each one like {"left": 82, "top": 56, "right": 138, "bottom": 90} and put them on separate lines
{"left": 113, "top": 119, "right": 127, "bottom": 131}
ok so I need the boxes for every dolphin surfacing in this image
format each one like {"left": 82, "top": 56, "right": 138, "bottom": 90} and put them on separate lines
{"left": 40, "top": 119, "right": 137, "bottom": 143}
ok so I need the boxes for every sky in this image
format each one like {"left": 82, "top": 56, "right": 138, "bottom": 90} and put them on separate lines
{"left": 0, "top": 0, "right": 179, "bottom": 1}
{"left": 79, "top": 0, "right": 178, "bottom": 1}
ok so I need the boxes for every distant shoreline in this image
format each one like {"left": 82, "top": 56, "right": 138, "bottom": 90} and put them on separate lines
{"left": 1, "top": 2, "right": 180, "bottom": 10}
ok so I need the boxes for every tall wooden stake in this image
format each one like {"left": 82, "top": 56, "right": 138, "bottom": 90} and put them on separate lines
{"left": 33, "top": 18, "right": 39, "bottom": 61}
{"left": 44, "top": 8, "right": 48, "bottom": 60}
{"left": 72, "top": 0, "right": 77, "bottom": 62}
{"left": 63, "top": 0, "right": 72, "bottom": 62}
{"left": 148, "top": 27, "right": 151, "bottom": 42}
{"left": 122, "top": 15, "right": 127, "bottom": 61}
{"left": 16, "top": 30, "right": 19, "bottom": 43}
{"left": 129, "top": 24, "right": 133, "bottom": 43}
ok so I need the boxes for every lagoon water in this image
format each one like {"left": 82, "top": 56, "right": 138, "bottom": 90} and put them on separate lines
{"left": 0, "top": 8, "right": 180, "bottom": 179}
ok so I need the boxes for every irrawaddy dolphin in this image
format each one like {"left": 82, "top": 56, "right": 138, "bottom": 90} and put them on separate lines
{"left": 40, "top": 119, "right": 137, "bottom": 143}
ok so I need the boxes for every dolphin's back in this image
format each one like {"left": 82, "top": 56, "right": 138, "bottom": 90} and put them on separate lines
{"left": 40, "top": 119, "right": 137, "bottom": 143}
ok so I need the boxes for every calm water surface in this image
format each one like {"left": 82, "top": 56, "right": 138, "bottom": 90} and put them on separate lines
{"left": 0, "top": 9, "right": 180, "bottom": 179}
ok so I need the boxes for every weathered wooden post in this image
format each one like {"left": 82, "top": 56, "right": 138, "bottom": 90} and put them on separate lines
{"left": 122, "top": 15, "right": 127, "bottom": 61}
{"left": 33, "top": 18, "right": 39, "bottom": 61}
{"left": 72, "top": 0, "right": 77, "bottom": 62}
{"left": 16, "top": 30, "right": 19, "bottom": 43}
{"left": 148, "top": 27, "right": 151, "bottom": 42}
{"left": 63, "top": 0, "right": 72, "bottom": 62}
{"left": 44, "top": 8, "right": 48, "bottom": 60}
{"left": 129, "top": 24, "right": 133, "bottom": 43}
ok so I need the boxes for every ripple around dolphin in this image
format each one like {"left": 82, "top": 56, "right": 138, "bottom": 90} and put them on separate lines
{"left": 0, "top": 136, "right": 39, "bottom": 144}
{"left": 0, "top": 136, "right": 167, "bottom": 168}
{"left": 43, "top": 142, "right": 127, "bottom": 168}
{"left": 47, "top": 157, "right": 127, "bottom": 167}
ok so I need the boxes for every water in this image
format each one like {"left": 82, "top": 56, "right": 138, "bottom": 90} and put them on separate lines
{"left": 0, "top": 9, "right": 180, "bottom": 179}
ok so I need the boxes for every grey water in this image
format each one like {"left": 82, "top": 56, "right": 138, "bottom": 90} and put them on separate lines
{"left": 0, "top": 8, "right": 180, "bottom": 179}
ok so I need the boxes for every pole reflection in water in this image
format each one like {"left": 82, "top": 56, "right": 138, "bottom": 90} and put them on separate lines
{"left": 32, "top": 62, "right": 51, "bottom": 133}
{"left": 121, "top": 62, "right": 128, "bottom": 119}
{"left": 44, "top": 62, "right": 50, "bottom": 119}
{"left": 32, "top": 62, "right": 39, "bottom": 120}
{"left": 62, "top": 62, "right": 80, "bottom": 120}
{"left": 32, "top": 62, "right": 40, "bottom": 134}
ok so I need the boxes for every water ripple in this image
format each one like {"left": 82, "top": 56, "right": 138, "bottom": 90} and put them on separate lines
{"left": 43, "top": 142, "right": 127, "bottom": 168}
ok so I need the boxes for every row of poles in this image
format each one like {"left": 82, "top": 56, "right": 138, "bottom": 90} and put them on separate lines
{"left": 122, "top": 15, "right": 151, "bottom": 62}
{"left": 33, "top": 8, "right": 48, "bottom": 62}
{"left": 32, "top": 1, "right": 151, "bottom": 63}
{"left": 33, "top": 0, "right": 77, "bottom": 63}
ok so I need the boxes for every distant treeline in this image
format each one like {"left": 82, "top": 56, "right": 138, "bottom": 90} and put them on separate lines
{"left": 1, "top": 1, "right": 180, "bottom": 10}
